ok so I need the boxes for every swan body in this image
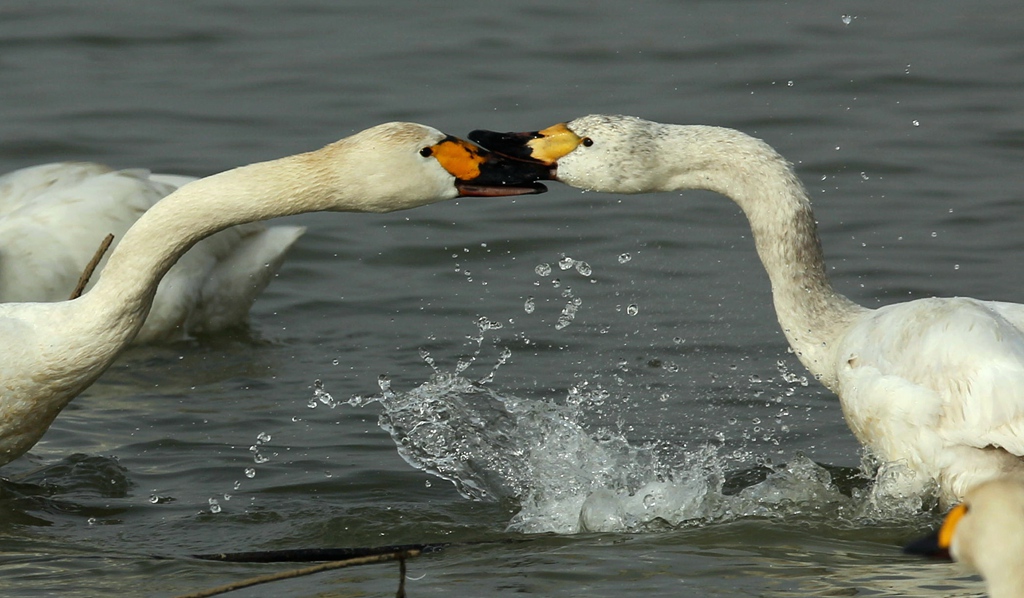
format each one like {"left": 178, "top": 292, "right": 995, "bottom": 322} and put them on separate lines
{"left": 470, "top": 114, "right": 1024, "bottom": 505}
{"left": 905, "top": 477, "right": 1024, "bottom": 598}
{"left": 0, "top": 122, "right": 547, "bottom": 466}
{"left": 0, "top": 162, "right": 306, "bottom": 343}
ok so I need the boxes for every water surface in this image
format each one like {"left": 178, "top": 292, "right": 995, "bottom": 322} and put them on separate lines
{"left": 1, "top": 1, "right": 1021, "bottom": 595}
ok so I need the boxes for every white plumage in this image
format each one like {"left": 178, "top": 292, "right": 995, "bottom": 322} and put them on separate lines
{"left": 906, "top": 477, "right": 1024, "bottom": 598}
{"left": 471, "top": 114, "right": 1024, "bottom": 506}
{"left": 0, "top": 122, "right": 546, "bottom": 467}
{"left": 0, "top": 162, "right": 305, "bottom": 343}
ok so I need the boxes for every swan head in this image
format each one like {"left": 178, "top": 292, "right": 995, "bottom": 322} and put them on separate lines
{"left": 326, "top": 122, "right": 550, "bottom": 212}
{"left": 470, "top": 115, "right": 665, "bottom": 194}
{"left": 905, "top": 477, "right": 1024, "bottom": 579}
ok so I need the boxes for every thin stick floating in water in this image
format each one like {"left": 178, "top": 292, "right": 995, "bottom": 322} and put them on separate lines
{"left": 173, "top": 549, "right": 421, "bottom": 598}
{"left": 193, "top": 542, "right": 449, "bottom": 563}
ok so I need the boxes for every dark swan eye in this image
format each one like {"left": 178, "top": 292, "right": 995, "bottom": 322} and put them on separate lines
{"left": 419, "top": 147, "right": 433, "bottom": 157}
{"left": 581, "top": 137, "right": 594, "bottom": 147}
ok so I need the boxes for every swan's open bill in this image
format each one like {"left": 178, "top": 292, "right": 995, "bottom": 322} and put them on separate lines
{"left": 0, "top": 122, "right": 546, "bottom": 467}
{"left": 905, "top": 478, "right": 1024, "bottom": 598}
{"left": 472, "top": 114, "right": 1024, "bottom": 506}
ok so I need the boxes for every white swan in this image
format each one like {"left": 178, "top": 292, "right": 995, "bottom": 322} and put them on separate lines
{"left": 0, "top": 162, "right": 305, "bottom": 343}
{"left": 470, "top": 114, "right": 1024, "bottom": 506}
{"left": 0, "top": 122, "right": 547, "bottom": 467}
{"left": 905, "top": 477, "right": 1024, "bottom": 598}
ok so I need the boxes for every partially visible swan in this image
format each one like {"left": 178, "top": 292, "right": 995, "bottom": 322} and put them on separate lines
{"left": 471, "top": 114, "right": 1024, "bottom": 506}
{"left": 0, "top": 122, "right": 547, "bottom": 467}
{"left": 905, "top": 477, "right": 1024, "bottom": 598}
{"left": 0, "top": 162, "right": 305, "bottom": 343}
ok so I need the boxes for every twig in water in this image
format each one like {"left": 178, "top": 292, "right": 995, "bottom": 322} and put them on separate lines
{"left": 173, "top": 548, "right": 421, "bottom": 598}
{"left": 69, "top": 233, "right": 114, "bottom": 299}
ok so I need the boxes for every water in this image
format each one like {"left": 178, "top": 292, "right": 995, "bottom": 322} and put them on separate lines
{"left": 2, "top": 1, "right": 1022, "bottom": 595}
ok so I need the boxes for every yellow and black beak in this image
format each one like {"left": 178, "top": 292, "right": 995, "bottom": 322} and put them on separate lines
{"left": 469, "top": 123, "right": 584, "bottom": 169}
{"left": 427, "top": 135, "right": 551, "bottom": 197}
{"left": 903, "top": 502, "right": 967, "bottom": 561}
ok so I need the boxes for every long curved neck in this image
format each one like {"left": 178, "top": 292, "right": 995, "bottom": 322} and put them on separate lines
{"left": 79, "top": 145, "right": 350, "bottom": 342}
{"left": 657, "top": 126, "right": 866, "bottom": 388}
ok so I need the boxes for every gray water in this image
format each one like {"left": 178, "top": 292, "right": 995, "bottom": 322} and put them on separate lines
{"left": 2, "top": 1, "right": 1022, "bottom": 596}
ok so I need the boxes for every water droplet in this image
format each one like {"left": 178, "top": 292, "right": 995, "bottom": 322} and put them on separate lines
{"left": 244, "top": 468, "right": 256, "bottom": 479}
{"left": 954, "top": 264, "right": 960, "bottom": 270}
{"left": 643, "top": 494, "right": 656, "bottom": 509}
{"left": 424, "top": 480, "right": 432, "bottom": 488}
{"left": 311, "top": 379, "right": 335, "bottom": 408}
{"left": 535, "top": 263, "right": 552, "bottom": 276}
{"left": 256, "top": 432, "right": 271, "bottom": 444}
{"left": 841, "top": 14, "right": 853, "bottom": 25}
{"left": 331, "top": 359, "right": 339, "bottom": 366}
{"left": 558, "top": 256, "right": 575, "bottom": 270}
{"left": 575, "top": 261, "right": 592, "bottom": 276}
{"left": 626, "top": 303, "right": 639, "bottom": 316}
{"left": 930, "top": 231, "right": 938, "bottom": 238}
{"left": 912, "top": 120, "right": 920, "bottom": 127}
{"left": 208, "top": 498, "right": 221, "bottom": 514}
{"left": 617, "top": 253, "right": 632, "bottom": 264}
{"left": 524, "top": 296, "right": 535, "bottom": 314}
{"left": 787, "top": 80, "right": 794, "bottom": 87}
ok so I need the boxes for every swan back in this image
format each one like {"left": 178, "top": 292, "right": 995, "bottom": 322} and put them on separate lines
{"left": 0, "top": 163, "right": 305, "bottom": 342}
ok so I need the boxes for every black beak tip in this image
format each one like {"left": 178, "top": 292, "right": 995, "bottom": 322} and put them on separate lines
{"left": 903, "top": 532, "right": 951, "bottom": 560}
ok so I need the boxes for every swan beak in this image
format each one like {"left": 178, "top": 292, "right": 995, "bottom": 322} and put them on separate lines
{"left": 469, "top": 123, "right": 582, "bottom": 167}
{"left": 429, "top": 136, "right": 550, "bottom": 197}
{"left": 903, "top": 502, "right": 966, "bottom": 561}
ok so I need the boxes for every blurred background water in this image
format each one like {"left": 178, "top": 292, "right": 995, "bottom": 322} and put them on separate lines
{"left": 1, "top": 1, "right": 1022, "bottom": 595}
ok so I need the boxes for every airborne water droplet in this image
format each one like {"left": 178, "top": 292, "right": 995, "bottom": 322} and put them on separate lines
{"left": 626, "top": 303, "right": 639, "bottom": 316}
{"left": 617, "top": 253, "right": 632, "bottom": 264}
{"left": 524, "top": 296, "right": 535, "bottom": 314}
{"left": 535, "top": 263, "right": 552, "bottom": 276}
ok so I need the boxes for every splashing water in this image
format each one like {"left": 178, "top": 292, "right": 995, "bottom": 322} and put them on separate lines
{"left": 349, "top": 359, "right": 940, "bottom": 534}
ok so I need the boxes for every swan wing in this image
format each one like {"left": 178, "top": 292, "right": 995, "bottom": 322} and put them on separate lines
{"left": 139, "top": 223, "right": 305, "bottom": 342}
{"left": 838, "top": 297, "right": 1024, "bottom": 461}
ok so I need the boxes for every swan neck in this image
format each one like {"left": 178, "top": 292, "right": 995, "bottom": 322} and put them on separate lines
{"left": 81, "top": 149, "right": 340, "bottom": 337}
{"left": 663, "top": 126, "right": 865, "bottom": 385}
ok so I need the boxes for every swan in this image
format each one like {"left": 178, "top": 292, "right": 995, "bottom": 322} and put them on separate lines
{"left": 0, "top": 162, "right": 305, "bottom": 343}
{"left": 470, "top": 114, "right": 1024, "bottom": 506}
{"left": 905, "top": 477, "right": 1024, "bottom": 598}
{"left": 0, "top": 122, "right": 547, "bottom": 467}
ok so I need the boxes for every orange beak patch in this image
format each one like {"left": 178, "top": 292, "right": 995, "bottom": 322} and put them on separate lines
{"left": 429, "top": 136, "right": 488, "bottom": 181}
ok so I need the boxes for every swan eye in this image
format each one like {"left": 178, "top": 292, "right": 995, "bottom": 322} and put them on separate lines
{"left": 419, "top": 147, "right": 433, "bottom": 157}
{"left": 581, "top": 137, "right": 594, "bottom": 147}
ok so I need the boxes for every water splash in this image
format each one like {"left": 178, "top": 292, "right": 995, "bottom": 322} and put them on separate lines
{"left": 350, "top": 366, "right": 940, "bottom": 533}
